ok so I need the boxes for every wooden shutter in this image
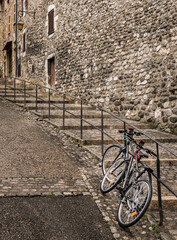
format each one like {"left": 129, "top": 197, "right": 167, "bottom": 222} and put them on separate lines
{"left": 48, "top": 9, "right": 54, "bottom": 35}
{"left": 8, "top": 16, "right": 11, "bottom": 34}
{"left": 23, "top": 33, "right": 26, "bottom": 52}
{"left": 25, "top": 0, "right": 28, "bottom": 10}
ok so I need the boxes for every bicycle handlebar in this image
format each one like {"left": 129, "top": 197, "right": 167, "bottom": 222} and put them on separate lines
{"left": 118, "top": 129, "right": 143, "bottom": 136}
{"left": 119, "top": 129, "right": 157, "bottom": 158}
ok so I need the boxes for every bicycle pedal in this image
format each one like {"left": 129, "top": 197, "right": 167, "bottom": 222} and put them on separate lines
{"left": 116, "top": 186, "right": 123, "bottom": 190}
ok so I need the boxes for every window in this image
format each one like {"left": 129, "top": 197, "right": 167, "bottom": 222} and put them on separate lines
{"left": 25, "top": 0, "right": 28, "bottom": 10}
{"left": 32, "top": 65, "right": 34, "bottom": 73}
{"left": 48, "top": 57, "right": 55, "bottom": 87}
{"left": 23, "top": 33, "right": 26, "bottom": 52}
{"left": 8, "top": 16, "right": 11, "bottom": 35}
{"left": 48, "top": 9, "right": 54, "bottom": 35}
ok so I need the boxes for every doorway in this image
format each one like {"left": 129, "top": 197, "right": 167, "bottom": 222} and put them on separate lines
{"left": 48, "top": 57, "right": 55, "bottom": 88}
{"left": 7, "top": 47, "right": 12, "bottom": 76}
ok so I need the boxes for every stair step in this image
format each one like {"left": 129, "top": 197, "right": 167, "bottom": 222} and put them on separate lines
{"left": 63, "top": 129, "right": 177, "bottom": 145}
{"left": 26, "top": 104, "right": 95, "bottom": 111}
{"left": 85, "top": 144, "right": 177, "bottom": 163}
{"left": 150, "top": 196, "right": 177, "bottom": 210}
{"left": 5, "top": 97, "right": 69, "bottom": 104}
{"left": 45, "top": 118, "right": 151, "bottom": 130}
{"left": 0, "top": 88, "right": 35, "bottom": 92}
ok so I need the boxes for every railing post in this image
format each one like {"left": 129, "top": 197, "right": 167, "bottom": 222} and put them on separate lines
{"left": 48, "top": 89, "right": 51, "bottom": 120}
{"left": 124, "top": 122, "right": 126, "bottom": 147}
{"left": 5, "top": 76, "right": 7, "bottom": 97}
{"left": 81, "top": 100, "right": 83, "bottom": 139}
{"left": 156, "top": 143, "right": 163, "bottom": 226}
{"left": 35, "top": 85, "right": 38, "bottom": 112}
{"left": 24, "top": 81, "right": 26, "bottom": 107}
{"left": 101, "top": 109, "right": 104, "bottom": 156}
{"left": 63, "top": 94, "right": 65, "bottom": 130}
{"left": 14, "top": 77, "right": 16, "bottom": 102}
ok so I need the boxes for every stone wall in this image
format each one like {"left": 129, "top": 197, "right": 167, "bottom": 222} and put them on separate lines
{"left": 0, "top": 10, "right": 3, "bottom": 77}
{"left": 24, "top": 0, "right": 177, "bottom": 133}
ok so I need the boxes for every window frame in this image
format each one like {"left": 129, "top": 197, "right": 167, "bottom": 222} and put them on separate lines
{"left": 48, "top": 9, "right": 54, "bottom": 36}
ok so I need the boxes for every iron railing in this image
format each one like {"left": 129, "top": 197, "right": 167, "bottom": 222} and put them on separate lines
{"left": 1, "top": 76, "right": 177, "bottom": 225}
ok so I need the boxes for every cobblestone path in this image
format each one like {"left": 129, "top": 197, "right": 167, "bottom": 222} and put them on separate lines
{"left": 0, "top": 99, "right": 88, "bottom": 196}
{"left": 0, "top": 98, "right": 176, "bottom": 240}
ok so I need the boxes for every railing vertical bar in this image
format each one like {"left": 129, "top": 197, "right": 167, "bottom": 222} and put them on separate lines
{"left": 63, "top": 94, "right": 65, "bottom": 130}
{"left": 5, "top": 76, "right": 7, "bottom": 97}
{"left": 24, "top": 81, "right": 26, "bottom": 107}
{"left": 14, "top": 77, "right": 16, "bottom": 102}
{"left": 124, "top": 122, "right": 126, "bottom": 147}
{"left": 35, "top": 85, "right": 38, "bottom": 112}
{"left": 156, "top": 143, "right": 163, "bottom": 226}
{"left": 81, "top": 100, "right": 83, "bottom": 139}
{"left": 48, "top": 89, "right": 51, "bottom": 120}
{"left": 101, "top": 109, "right": 104, "bottom": 156}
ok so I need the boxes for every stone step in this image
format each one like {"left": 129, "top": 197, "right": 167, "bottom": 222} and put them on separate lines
{"left": 33, "top": 110, "right": 113, "bottom": 119}
{"left": 63, "top": 129, "right": 177, "bottom": 145}
{"left": 25, "top": 104, "right": 95, "bottom": 111}
{"left": 23, "top": 101, "right": 96, "bottom": 109}
{"left": 0, "top": 82, "right": 13, "bottom": 86}
{"left": 46, "top": 118, "right": 151, "bottom": 130}
{"left": 84, "top": 144, "right": 177, "bottom": 163}
{"left": 150, "top": 196, "right": 177, "bottom": 210}
{"left": 5, "top": 97, "right": 71, "bottom": 104}
{"left": 15, "top": 101, "right": 95, "bottom": 111}
{"left": 0, "top": 84, "right": 33, "bottom": 88}
{"left": 0, "top": 87, "right": 35, "bottom": 92}
{"left": 1, "top": 93, "right": 48, "bottom": 98}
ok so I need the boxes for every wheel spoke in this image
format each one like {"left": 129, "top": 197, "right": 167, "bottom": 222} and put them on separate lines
{"left": 117, "top": 180, "right": 152, "bottom": 227}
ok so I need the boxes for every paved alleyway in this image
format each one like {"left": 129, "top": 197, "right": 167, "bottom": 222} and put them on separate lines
{"left": 0, "top": 99, "right": 114, "bottom": 240}
{"left": 0, "top": 98, "right": 176, "bottom": 240}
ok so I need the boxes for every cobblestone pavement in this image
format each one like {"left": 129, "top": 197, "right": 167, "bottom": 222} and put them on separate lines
{"left": 0, "top": 98, "right": 176, "bottom": 240}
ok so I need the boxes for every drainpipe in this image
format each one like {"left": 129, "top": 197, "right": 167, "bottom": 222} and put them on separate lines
{"left": 15, "top": 0, "right": 18, "bottom": 76}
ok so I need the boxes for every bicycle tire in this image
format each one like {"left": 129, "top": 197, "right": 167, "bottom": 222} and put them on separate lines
{"left": 100, "top": 157, "right": 127, "bottom": 194}
{"left": 117, "top": 179, "right": 152, "bottom": 227}
{"left": 102, "top": 145, "right": 124, "bottom": 176}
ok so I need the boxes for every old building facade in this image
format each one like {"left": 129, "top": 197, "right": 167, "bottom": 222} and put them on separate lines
{"left": 0, "top": 0, "right": 16, "bottom": 77}
{"left": 0, "top": 3, "right": 3, "bottom": 77}
{"left": 0, "top": 0, "right": 177, "bottom": 133}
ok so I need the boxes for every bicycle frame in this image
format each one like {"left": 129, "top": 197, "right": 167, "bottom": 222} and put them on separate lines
{"left": 118, "top": 132, "right": 152, "bottom": 194}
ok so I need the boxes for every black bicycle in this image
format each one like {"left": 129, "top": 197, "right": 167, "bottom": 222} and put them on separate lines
{"left": 100, "top": 128, "right": 156, "bottom": 227}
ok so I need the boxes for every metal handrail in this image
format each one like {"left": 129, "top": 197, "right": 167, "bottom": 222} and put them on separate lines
{"left": 1, "top": 76, "right": 177, "bottom": 226}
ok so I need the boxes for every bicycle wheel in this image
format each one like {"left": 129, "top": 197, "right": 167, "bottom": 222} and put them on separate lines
{"left": 100, "top": 157, "right": 127, "bottom": 194}
{"left": 102, "top": 145, "right": 124, "bottom": 176}
{"left": 117, "top": 179, "right": 152, "bottom": 227}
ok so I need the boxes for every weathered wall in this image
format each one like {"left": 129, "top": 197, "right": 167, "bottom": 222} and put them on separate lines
{"left": 24, "top": 0, "right": 177, "bottom": 133}
{"left": 0, "top": 9, "right": 3, "bottom": 77}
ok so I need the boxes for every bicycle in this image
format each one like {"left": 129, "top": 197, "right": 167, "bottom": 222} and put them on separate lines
{"left": 100, "top": 128, "right": 156, "bottom": 227}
